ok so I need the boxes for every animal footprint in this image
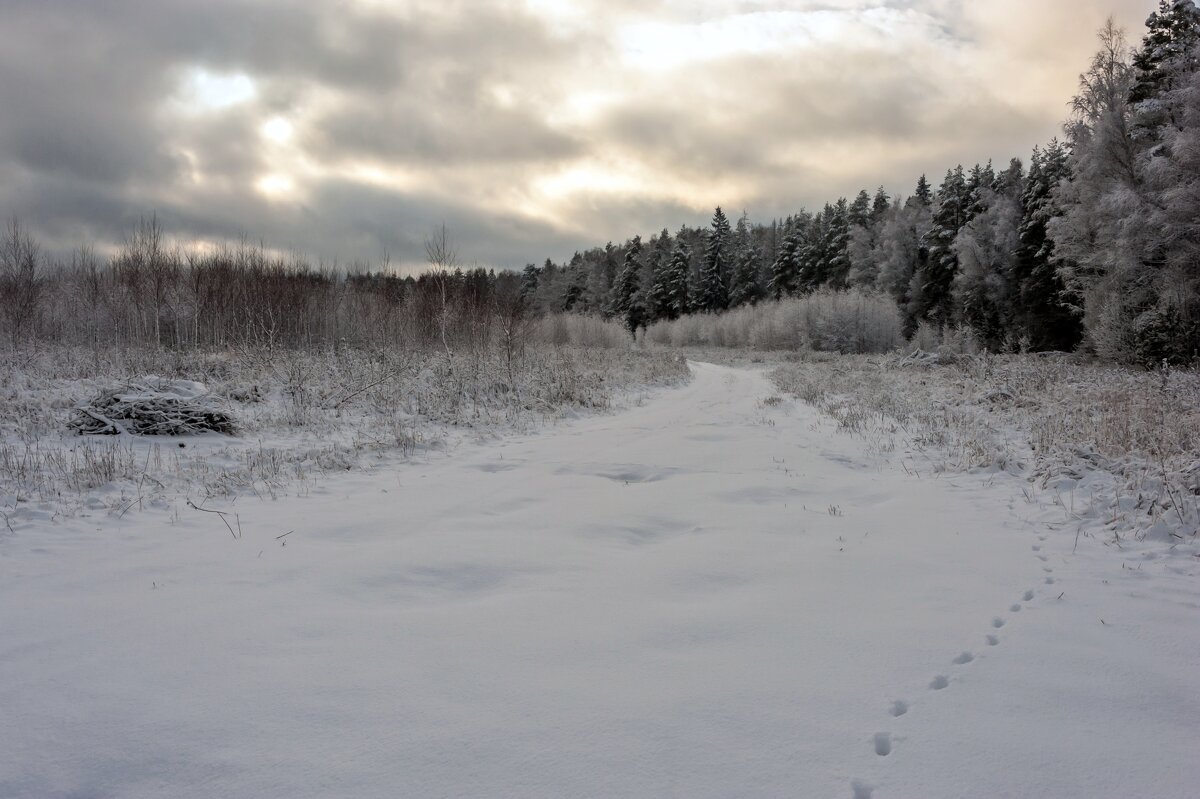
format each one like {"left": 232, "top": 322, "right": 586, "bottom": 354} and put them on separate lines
{"left": 1044, "top": 577, "right": 1056, "bottom": 585}
{"left": 930, "top": 674, "right": 949, "bottom": 690}
{"left": 874, "top": 732, "right": 893, "bottom": 756}
{"left": 1037, "top": 554, "right": 1049, "bottom": 562}
{"left": 992, "top": 617, "right": 1006, "bottom": 628}
{"left": 1032, "top": 544, "right": 1041, "bottom": 552}
{"left": 851, "top": 779, "right": 874, "bottom": 799}
{"left": 986, "top": 634, "right": 999, "bottom": 646}
{"left": 889, "top": 700, "right": 909, "bottom": 717}
{"left": 1023, "top": 590, "right": 1035, "bottom": 601}
{"left": 1010, "top": 604, "right": 1022, "bottom": 613}
{"left": 953, "top": 651, "right": 974, "bottom": 665}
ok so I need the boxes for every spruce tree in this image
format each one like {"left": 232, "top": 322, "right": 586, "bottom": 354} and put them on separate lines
{"left": 697, "top": 207, "right": 731, "bottom": 311}
{"left": 872, "top": 186, "right": 891, "bottom": 219}
{"left": 913, "top": 174, "right": 933, "bottom": 207}
{"left": 849, "top": 190, "right": 872, "bottom": 227}
{"left": 1130, "top": 0, "right": 1200, "bottom": 106}
{"left": 916, "top": 166, "right": 970, "bottom": 324}
{"left": 769, "top": 221, "right": 802, "bottom": 298}
{"left": 1017, "top": 142, "right": 1083, "bottom": 350}
{"left": 823, "top": 198, "right": 852, "bottom": 288}
{"left": 729, "top": 245, "right": 765, "bottom": 307}
{"left": 612, "top": 237, "right": 645, "bottom": 337}
{"left": 652, "top": 237, "right": 690, "bottom": 320}
{"left": 519, "top": 263, "right": 540, "bottom": 301}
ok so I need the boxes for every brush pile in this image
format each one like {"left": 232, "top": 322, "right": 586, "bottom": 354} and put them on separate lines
{"left": 70, "top": 377, "right": 238, "bottom": 436}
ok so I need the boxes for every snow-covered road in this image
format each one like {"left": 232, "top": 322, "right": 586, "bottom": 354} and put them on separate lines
{"left": 2, "top": 362, "right": 1197, "bottom": 798}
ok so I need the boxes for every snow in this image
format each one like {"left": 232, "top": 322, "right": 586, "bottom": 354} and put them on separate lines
{"left": 1, "top": 362, "right": 1197, "bottom": 798}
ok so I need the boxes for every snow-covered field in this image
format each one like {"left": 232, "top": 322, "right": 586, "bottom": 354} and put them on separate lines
{"left": 2, "top": 360, "right": 1197, "bottom": 798}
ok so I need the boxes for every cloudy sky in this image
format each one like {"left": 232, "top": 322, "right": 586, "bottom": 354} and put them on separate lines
{"left": 0, "top": 0, "right": 1153, "bottom": 271}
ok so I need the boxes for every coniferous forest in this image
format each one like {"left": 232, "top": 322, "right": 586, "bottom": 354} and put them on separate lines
{"left": 516, "top": 3, "right": 1200, "bottom": 366}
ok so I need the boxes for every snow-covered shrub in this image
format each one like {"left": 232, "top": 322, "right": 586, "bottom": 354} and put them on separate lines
{"left": 70, "top": 377, "right": 238, "bottom": 436}
{"left": 532, "top": 314, "right": 629, "bottom": 348}
{"left": 644, "top": 290, "right": 902, "bottom": 353}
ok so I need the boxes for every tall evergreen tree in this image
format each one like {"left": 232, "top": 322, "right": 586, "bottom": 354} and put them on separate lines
{"left": 519, "top": 263, "right": 540, "bottom": 302}
{"left": 872, "top": 186, "right": 891, "bottom": 219}
{"left": 697, "top": 207, "right": 732, "bottom": 311}
{"left": 849, "top": 190, "right": 872, "bottom": 227}
{"left": 613, "top": 236, "right": 645, "bottom": 336}
{"left": 1016, "top": 142, "right": 1082, "bottom": 350}
{"left": 769, "top": 220, "right": 802, "bottom": 298}
{"left": 914, "top": 165, "right": 970, "bottom": 324}
{"left": 652, "top": 236, "right": 690, "bottom": 320}
{"left": 912, "top": 174, "right": 933, "bottom": 207}
{"left": 1130, "top": 0, "right": 1200, "bottom": 106}
{"left": 823, "top": 198, "right": 853, "bottom": 288}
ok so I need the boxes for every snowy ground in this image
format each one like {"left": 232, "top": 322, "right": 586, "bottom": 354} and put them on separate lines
{"left": 2, "top": 362, "right": 1197, "bottom": 798}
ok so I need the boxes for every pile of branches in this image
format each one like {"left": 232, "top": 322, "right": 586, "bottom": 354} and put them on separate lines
{"left": 70, "top": 377, "right": 238, "bottom": 436}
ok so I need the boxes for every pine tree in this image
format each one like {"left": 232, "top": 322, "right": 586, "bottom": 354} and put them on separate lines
{"left": 912, "top": 174, "right": 933, "bottom": 207}
{"left": 915, "top": 166, "right": 970, "bottom": 324}
{"left": 823, "top": 198, "right": 852, "bottom": 288}
{"left": 849, "top": 190, "right": 872, "bottom": 227}
{"left": 729, "top": 245, "right": 765, "bottom": 307}
{"left": 652, "top": 236, "right": 690, "bottom": 320}
{"left": 768, "top": 221, "right": 802, "bottom": 298}
{"left": 1130, "top": 0, "right": 1200, "bottom": 106}
{"left": 871, "top": 186, "right": 891, "bottom": 219}
{"left": 697, "top": 207, "right": 731, "bottom": 311}
{"left": 519, "top": 263, "right": 540, "bottom": 301}
{"left": 1016, "top": 142, "right": 1082, "bottom": 351}
{"left": 612, "top": 236, "right": 645, "bottom": 337}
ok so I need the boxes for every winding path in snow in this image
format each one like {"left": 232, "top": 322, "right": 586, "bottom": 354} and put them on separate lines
{"left": 2, "top": 362, "right": 1197, "bottom": 798}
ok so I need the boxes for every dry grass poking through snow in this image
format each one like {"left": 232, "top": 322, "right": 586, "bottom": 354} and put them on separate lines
{"left": 0, "top": 344, "right": 688, "bottom": 522}
{"left": 772, "top": 352, "right": 1200, "bottom": 545}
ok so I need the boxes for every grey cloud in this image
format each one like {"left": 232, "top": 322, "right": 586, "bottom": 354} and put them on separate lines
{"left": 0, "top": 0, "right": 1170, "bottom": 270}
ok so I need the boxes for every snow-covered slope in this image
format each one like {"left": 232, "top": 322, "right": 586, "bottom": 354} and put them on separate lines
{"left": 1, "top": 362, "right": 1196, "bottom": 798}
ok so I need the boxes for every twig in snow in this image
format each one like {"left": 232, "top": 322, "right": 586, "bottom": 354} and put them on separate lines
{"left": 186, "top": 499, "right": 241, "bottom": 539}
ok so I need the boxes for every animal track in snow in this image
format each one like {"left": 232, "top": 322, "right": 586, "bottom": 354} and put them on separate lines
{"left": 874, "top": 732, "right": 893, "bottom": 756}
{"left": 851, "top": 779, "right": 874, "bottom": 798}
{"left": 889, "top": 700, "right": 909, "bottom": 717}
{"left": 992, "top": 617, "right": 1006, "bottom": 628}
{"left": 953, "top": 651, "right": 974, "bottom": 665}
{"left": 1045, "top": 577, "right": 1056, "bottom": 585}
{"left": 1037, "top": 554, "right": 1049, "bottom": 562}
{"left": 1032, "top": 544, "right": 1041, "bottom": 552}
{"left": 986, "top": 634, "right": 1000, "bottom": 646}
{"left": 1023, "top": 590, "right": 1035, "bottom": 601}
{"left": 1010, "top": 604, "right": 1022, "bottom": 613}
{"left": 929, "top": 674, "right": 949, "bottom": 690}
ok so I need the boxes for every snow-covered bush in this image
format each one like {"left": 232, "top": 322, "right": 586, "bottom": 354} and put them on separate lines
{"left": 644, "top": 290, "right": 902, "bottom": 353}
{"left": 70, "top": 377, "right": 237, "bottom": 436}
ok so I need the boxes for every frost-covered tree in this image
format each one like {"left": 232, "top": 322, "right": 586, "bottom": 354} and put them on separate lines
{"left": 728, "top": 213, "right": 764, "bottom": 307}
{"left": 849, "top": 190, "right": 872, "bottom": 227}
{"left": 823, "top": 198, "right": 853, "bottom": 288}
{"left": 1049, "top": 16, "right": 1200, "bottom": 363}
{"left": 913, "top": 166, "right": 969, "bottom": 325}
{"left": 613, "top": 235, "right": 643, "bottom": 325}
{"left": 952, "top": 185, "right": 1021, "bottom": 351}
{"left": 697, "top": 207, "right": 731, "bottom": 311}
{"left": 912, "top": 174, "right": 933, "bottom": 207}
{"left": 1130, "top": 0, "right": 1200, "bottom": 108}
{"left": 872, "top": 186, "right": 891, "bottom": 219}
{"left": 769, "top": 218, "right": 802, "bottom": 298}
{"left": 652, "top": 234, "right": 691, "bottom": 320}
{"left": 1016, "top": 142, "right": 1082, "bottom": 351}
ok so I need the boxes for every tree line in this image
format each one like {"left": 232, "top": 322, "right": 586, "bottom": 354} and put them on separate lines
{"left": 0, "top": 215, "right": 527, "bottom": 352}
{"left": 518, "top": 1, "right": 1200, "bottom": 366}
